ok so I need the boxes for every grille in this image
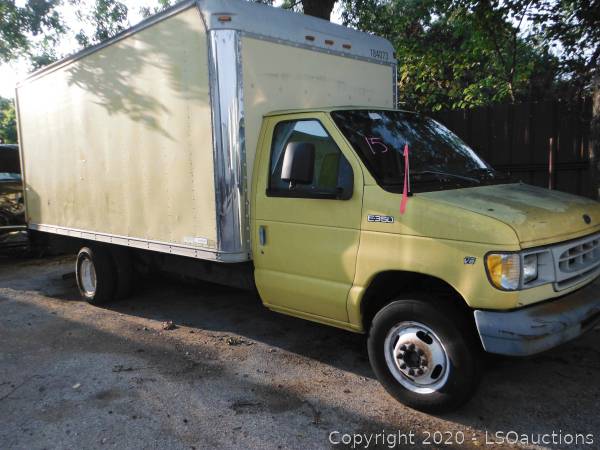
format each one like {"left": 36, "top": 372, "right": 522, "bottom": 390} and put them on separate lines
{"left": 558, "top": 238, "right": 600, "bottom": 272}
{"left": 553, "top": 232, "right": 600, "bottom": 290}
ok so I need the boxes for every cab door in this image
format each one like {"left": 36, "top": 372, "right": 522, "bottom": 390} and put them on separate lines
{"left": 252, "top": 114, "right": 364, "bottom": 324}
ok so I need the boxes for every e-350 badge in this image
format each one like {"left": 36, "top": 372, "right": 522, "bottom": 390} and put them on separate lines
{"left": 367, "top": 214, "right": 394, "bottom": 223}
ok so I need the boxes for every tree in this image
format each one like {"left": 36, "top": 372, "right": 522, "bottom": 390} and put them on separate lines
{"left": 139, "top": 0, "right": 172, "bottom": 19}
{"left": 72, "top": 0, "right": 129, "bottom": 48}
{"left": 251, "top": 0, "right": 337, "bottom": 20}
{"left": 0, "top": 96, "right": 17, "bottom": 144}
{"left": 296, "top": 0, "right": 337, "bottom": 20}
{"left": 0, "top": 0, "right": 63, "bottom": 64}
{"left": 528, "top": 0, "right": 599, "bottom": 99}
{"left": 592, "top": 75, "right": 600, "bottom": 199}
{"left": 459, "top": 0, "right": 599, "bottom": 197}
{"left": 341, "top": 0, "right": 562, "bottom": 111}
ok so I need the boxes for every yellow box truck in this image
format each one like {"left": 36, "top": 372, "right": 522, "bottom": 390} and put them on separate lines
{"left": 16, "top": 0, "right": 600, "bottom": 412}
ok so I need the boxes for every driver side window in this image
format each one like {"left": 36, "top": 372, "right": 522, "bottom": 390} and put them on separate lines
{"left": 268, "top": 119, "right": 353, "bottom": 199}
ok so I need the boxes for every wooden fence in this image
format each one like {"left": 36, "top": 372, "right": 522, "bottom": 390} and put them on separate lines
{"left": 431, "top": 98, "right": 594, "bottom": 198}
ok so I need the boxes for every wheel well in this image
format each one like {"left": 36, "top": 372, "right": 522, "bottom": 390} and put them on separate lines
{"left": 360, "top": 271, "right": 473, "bottom": 332}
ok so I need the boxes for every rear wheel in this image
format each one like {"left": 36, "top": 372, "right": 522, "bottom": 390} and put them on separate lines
{"left": 368, "top": 297, "right": 481, "bottom": 413}
{"left": 76, "top": 245, "right": 117, "bottom": 305}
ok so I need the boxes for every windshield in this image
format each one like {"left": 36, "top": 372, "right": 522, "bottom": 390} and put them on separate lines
{"left": 331, "top": 109, "right": 507, "bottom": 191}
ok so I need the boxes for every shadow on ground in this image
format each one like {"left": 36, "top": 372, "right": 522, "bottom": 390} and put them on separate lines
{"left": 1, "top": 256, "right": 599, "bottom": 449}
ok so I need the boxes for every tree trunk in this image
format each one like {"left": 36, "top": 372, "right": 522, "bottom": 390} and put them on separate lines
{"left": 301, "top": 0, "right": 336, "bottom": 20}
{"left": 591, "top": 75, "right": 600, "bottom": 200}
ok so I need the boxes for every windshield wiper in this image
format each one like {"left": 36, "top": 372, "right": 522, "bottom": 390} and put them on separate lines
{"left": 468, "top": 167, "right": 496, "bottom": 177}
{"left": 467, "top": 167, "right": 512, "bottom": 182}
{"left": 412, "top": 170, "right": 480, "bottom": 184}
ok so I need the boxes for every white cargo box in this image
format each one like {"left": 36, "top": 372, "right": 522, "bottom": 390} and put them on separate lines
{"left": 16, "top": 0, "right": 396, "bottom": 262}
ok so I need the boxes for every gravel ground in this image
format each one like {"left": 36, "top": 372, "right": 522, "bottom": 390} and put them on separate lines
{"left": 0, "top": 255, "right": 599, "bottom": 450}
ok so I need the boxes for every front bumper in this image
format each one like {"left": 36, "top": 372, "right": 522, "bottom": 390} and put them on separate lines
{"left": 474, "top": 279, "right": 600, "bottom": 356}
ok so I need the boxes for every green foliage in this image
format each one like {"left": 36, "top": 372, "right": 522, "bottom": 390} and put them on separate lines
{"left": 1, "top": 0, "right": 595, "bottom": 113}
{"left": 72, "top": 0, "right": 129, "bottom": 47}
{"left": 0, "top": 96, "right": 17, "bottom": 144}
{"left": 249, "top": 0, "right": 335, "bottom": 19}
{"left": 342, "top": 0, "right": 563, "bottom": 111}
{"left": 0, "top": 0, "right": 63, "bottom": 63}
{"left": 527, "top": 0, "right": 600, "bottom": 97}
{"left": 139, "top": 0, "right": 172, "bottom": 19}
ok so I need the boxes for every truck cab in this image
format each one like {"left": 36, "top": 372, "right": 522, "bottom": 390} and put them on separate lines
{"left": 252, "top": 107, "right": 600, "bottom": 411}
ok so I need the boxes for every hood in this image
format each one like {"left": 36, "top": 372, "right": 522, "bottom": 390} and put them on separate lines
{"left": 422, "top": 183, "right": 600, "bottom": 247}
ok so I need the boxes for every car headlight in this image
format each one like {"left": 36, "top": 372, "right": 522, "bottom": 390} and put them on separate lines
{"left": 486, "top": 250, "right": 553, "bottom": 291}
{"left": 522, "top": 254, "right": 538, "bottom": 284}
{"left": 485, "top": 253, "right": 521, "bottom": 290}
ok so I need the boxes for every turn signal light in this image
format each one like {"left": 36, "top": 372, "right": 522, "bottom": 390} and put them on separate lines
{"left": 486, "top": 253, "right": 520, "bottom": 290}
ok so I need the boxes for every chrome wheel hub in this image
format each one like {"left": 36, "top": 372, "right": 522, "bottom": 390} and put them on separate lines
{"left": 384, "top": 321, "right": 450, "bottom": 394}
{"left": 80, "top": 257, "right": 97, "bottom": 295}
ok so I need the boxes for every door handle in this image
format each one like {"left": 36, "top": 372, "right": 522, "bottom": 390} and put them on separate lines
{"left": 259, "top": 225, "right": 266, "bottom": 246}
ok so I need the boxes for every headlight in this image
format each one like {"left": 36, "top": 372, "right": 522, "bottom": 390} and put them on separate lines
{"left": 485, "top": 253, "right": 521, "bottom": 290}
{"left": 486, "top": 250, "right": 552, "bottom": 291}
{"left": 522, "top": 254, "right": 538, "bottom": 284}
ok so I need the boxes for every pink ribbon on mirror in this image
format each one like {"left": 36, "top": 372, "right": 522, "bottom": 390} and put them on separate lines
{"left": 400, "top": 143, "right": 410, "bottom": 214}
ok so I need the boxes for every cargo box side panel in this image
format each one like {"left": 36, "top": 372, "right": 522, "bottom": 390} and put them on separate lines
{"left": 18, "top": 7, "right": 218, "bottom": 253}
{"left": 241, "top": 36, "right": 395, "bottom": 190}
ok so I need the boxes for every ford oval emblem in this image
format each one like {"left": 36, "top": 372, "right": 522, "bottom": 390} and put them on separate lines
{"left": 583, "top": 214, "right": 592, "bottom": 224}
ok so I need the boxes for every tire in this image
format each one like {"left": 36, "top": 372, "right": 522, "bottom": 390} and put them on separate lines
{"left": 367, "top": 297, "right": 481, "bottom": 413}
{"left": 110, "top": 246, "right": 133, "bottom": 300}
{"left": 75, "top": 245, "right": 117, "bottom": 305}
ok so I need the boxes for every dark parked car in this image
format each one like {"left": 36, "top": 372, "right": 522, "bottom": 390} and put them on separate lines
{"left": 0, "top": 144, "right": 28, "bottom": 250}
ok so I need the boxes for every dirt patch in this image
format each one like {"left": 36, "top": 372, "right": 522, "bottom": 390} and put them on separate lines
{"left": 0, "top": 256, "right": 598, "bottom": 449}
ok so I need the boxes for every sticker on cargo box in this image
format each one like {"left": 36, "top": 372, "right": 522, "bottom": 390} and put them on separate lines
{"left": 183, "top": 236, "right": 209, "bottom": 247}
{"left": 370, "top": 49, "right": 390, "bottom": 61}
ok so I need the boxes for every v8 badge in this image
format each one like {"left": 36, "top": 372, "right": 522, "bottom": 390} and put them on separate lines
{"left": 463, "top": 256, "right": 477, "bottom": 265}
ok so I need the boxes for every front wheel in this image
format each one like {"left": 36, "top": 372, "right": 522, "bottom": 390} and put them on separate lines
{"left": 368, "top": 298, "right": 481, "bottom": 413}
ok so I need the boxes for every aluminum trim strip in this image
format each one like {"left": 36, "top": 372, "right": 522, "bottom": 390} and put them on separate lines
{"left": 208, "top": 29, "right": 249, "bottom": 256}
{"left": 239, "top": 30, "right": 396, "bottom": 67}
{"left": 28, "top": 223, "right": 249, "bottom": 263}
{"left": 392, "top": 64, "right": 398, "bottom": 108}
{"left": 14, "top": 89, "right": 29, "bottom": 224}
{"left": 236, "top": 33, "right": 251, "bottom": 250}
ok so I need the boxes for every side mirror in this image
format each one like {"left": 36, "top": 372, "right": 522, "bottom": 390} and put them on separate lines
{"left": 281, "top": 142, "right": 315, "bottom": 189}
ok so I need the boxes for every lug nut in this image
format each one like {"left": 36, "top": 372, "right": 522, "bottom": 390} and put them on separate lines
{"left": 417, "top": 349, "right": 424, "bottom": 356}
{"left": 408, "top": 343, "right": 415, "bottom": 351}
{"left": 416, "top": 369, "right": 424, "bottom": 376}
{"left": 408, "top": 368, "right": 415, "bottom": 376}
{"left": 397, "top": 351, "right": 405, "bottom": 358}
{"left": 400, "top": 344, "right": 407, "bottom": 351}
{"left": 400, "top": 363, "right": 407, "bottom": 370}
